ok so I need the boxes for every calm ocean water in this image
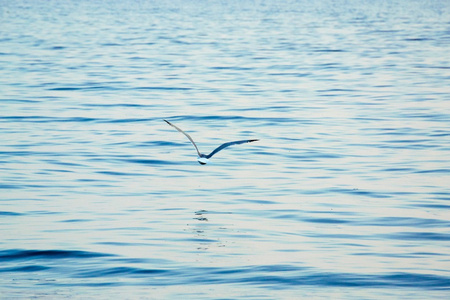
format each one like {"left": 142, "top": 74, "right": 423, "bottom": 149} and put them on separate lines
{"left": 1, "top": 0, "right": 450, "bottom": 298}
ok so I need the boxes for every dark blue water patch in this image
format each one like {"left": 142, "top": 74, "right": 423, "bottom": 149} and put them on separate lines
{"left": 76, "top": 266, "right": 170, "bottom": 278}
{"left": 316, "top": 62, "right": 342, "bottom": 70}
{"left": 210, "top": 66, "right": 253, "bottom": 71}
{"left": 400, "top": 112, "right": 448, "bottom": 123}
{"left": 430, "top": 192, "right": 450, "bottom": 199}
{"left": 305, "top": 210, "right": 358, "bottom": 216}
{"left": 44, "top": 160, "right": 86, "bottom": 168}
{"left": 96, "top": 170, "right": 148, "bottom": 176}
{"left": 240, "top": 199, "right": 278, "bottom": 205}
{"left": 305, "top": 233, "right": 365, "bottom": 240}
{"left": 300, "top": 151, "right": 343, "bottom": 159}
{"left": 384, "top": 232, "right": 450, "bottom": 241}
{"left": 4, "top": 256, "right": 449, "bottom": 290}
{"left": 359, "top": 217, "right": 450, "bottom": 228}
{"left": 76, "top": 178, "right": 108, "bottom": 184}
{"left": 82, "top": 103, "right": 154, "bottom": 108}
{"left": 167, "top": 115, "right": 297, "bottom": 125}
{"left": 47, "top": 45, "right": 66, "bottom": 50}
{"left": 97, "top": 242, "right": 148, "bottom": 248}
{"left": 382, "top": 167, "right": 416, "bottom": 172}
{"left": 46, "top": 83, "right": 124, "bottom": 91}
{"left": 0, "top": 115, "right": 103, "bottom": 123}
{"left": 99, "top": 117, "right": 153, "bottom": 124}
{"left": 371, "top": 127, "right": 412, "bottom": 136}
{"left": 404, "top": 37, "right": 432, "bottom": 42}
{"left": 135, "top": 86, "right": 192, "bottom": 91}
{"left": 0, "top": 265, "right": 50, "bottom": 272}
{"left": 129, "top": 55, "right": 150, "bottom": 60}
{"left": 101, "top": 43, "right": 122, "bottom": 46}
{"left": 314, "top": 49, "right": 346, "bottom": 53}
{"left": 383, "top": 139, "right": 434, "bottom": 144}
{"left": 121, "top": 158, "right": 177, "bottom": 165}
{"left": 29, "top": 210, "right": 62, "bottom": 216}
{"left": 60, "top": 219, "right": 92, "bottom": 223}
{"left": 429, "top": 131, "right": 450, "bottom": 138}
{"left": 140, "top": 140, "right": 181, "bottom": 147}
{"left": 226, "top": 105, "right": 297, "bottom": 112}
{"left": 0, "top": 211, "right": 23, "bottom": 216}
{"left": 412, "top": 252, "right": 446, "bottom": 257}
{"left": 47, "top": 87, "right": 87, "bottom": 91}
{"left": 193, "top": 210, "right": 232, "bottom": 216}
{"left": 267, "top": 72, "right": 310, "bottom": 78}
{"left": 65, "top": 264, "right": 450, "bottom": 289}
{"left": 272, "top": 209, "right": 361, "bottom": 223}
{"left": 302, "top": 217, "right": 351, "bottom": 224}
{"left": 327, "top": 187, "right": 392, "bottom": 199}
{"left": 354, "top": 252, "right": 441, "bottom": 259}
{"left": 1, "top": 98, "right": 41, "bottom": 104}
{"left": 42, "top": 168, "right": 74, "bottom": 173}
{"left": 417, "top": 204, "right": 450, "bottom": 210}
{"left": 305, "top": 272, "right": 450, "bottom": 289}
{"left": 0, "top": 183, "right": 22, "bottom": 190}
{"left": 415, "top": 168, "right": 450, "bottom": 174}
{"left": 0, "top": 249, "right": 114, "bottom": 261}
{"left": 317, "top": 88, "right": 358, "bottom": 94}
{"left": 378, "top": 141, "right": 439, "bottom": 150}
{"left": 256, "top": 270, "right": 446, "bottom": 288}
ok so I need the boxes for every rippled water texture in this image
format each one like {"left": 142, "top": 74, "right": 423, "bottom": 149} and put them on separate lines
{"left": 1, "top": 0, "right": 450, "bottom": 298}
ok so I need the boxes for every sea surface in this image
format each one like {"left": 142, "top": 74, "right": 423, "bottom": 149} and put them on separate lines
{"left": 1, "top": 0, "right": 450, "bottom": 299}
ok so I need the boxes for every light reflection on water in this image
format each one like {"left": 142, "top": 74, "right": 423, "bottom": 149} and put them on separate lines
{"left": 1, "top": 0, "right": 450, "bottom": 298}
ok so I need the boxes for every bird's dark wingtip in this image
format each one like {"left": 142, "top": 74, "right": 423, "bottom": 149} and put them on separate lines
{"left": 249, "top": 139, "right": 259, "bottom": 142}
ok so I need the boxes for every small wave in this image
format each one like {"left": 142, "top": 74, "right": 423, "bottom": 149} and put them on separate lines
{"left": 0, "top": 183, "right": 22, "bottom": 190}
{"left": 327, "top": 187, "right": 392, "bottom": 199}
{"left": 1, "top": 116, "right": 102, "bottom": 123}
{"left": 96, "top": 171, "right": 147, "bottom": 176}
{"left": 302, "top": 217, "right": 350, "bottom": 224}
{"left": 384, "top": 232, "right": 450, "bottom": 241}
{"left": 47, "top": 85, "right": 122, "bottom": 91}
{"left": 0, "top": 265, "right": 50, "bottom": 272}
{"left": 60, "top": 219, "right": 92, "bottom": 223}
{"left": 417, "top": 204, "right": 450, "bottom": 210}
{"left": 167, "top": 115, "right": 297, "bottom": 125}
{"left": 190, "top": 266, "right": 450, "bottom": 289}
{"left": 360, "top": 217, "right": 450, "bottom": 228}
{"left": 415, "top": 168, "right": 450, "bottom": 174}
{"left": 382, "top": 167, "right": 416, "bottom": 172}
{"left": 121, "top": 158, "right": 177, "bottom": 165}
{"left": 0, "top": 249, "right": 114, "bottom": 261}
{"left": 82, "top": 103, "right": 152, "bottom": 108}
{"left": 0, "top": 211, "right": 22, "bottom": 216}
{"left": 135, "top": 86, "right": 192, "bottom": 91}
{"left": 49, "top": 46, "right": 66, "bottom": 50}
{"left": 314, "top": 49, "right": 346, "bottom": 53}
{"left": 77, "top": 266, "right": 169, "bottom": 278}
{"left": 97, "top": 265, "right": 449, "bottom": 289}
{"left": 99, "top": 118, "right": 152, "bottom": 124}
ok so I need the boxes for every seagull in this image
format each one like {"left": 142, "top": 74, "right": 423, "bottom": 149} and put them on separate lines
{"left": 164, "top": 119, "right": 258, "bottom": 165}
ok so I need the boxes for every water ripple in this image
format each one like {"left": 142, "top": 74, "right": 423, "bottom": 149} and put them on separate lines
{"left": 1, "top": 0, "right": 449, "bottom": 298}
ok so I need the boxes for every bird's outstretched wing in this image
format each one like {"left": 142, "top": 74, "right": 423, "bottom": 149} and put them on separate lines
{"left": 205, "top": 139, "right": 258, "bottom": 159}
{"left": 164, "top": 120, "right": 201, "bottom": 157}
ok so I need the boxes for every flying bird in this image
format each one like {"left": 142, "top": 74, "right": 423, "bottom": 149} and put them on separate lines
{"left": 164, "top": 119, "right": 258, "bottom": 165}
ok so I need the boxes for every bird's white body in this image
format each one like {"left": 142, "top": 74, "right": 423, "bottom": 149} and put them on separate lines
{"left": 197, "top": 157, "right": 209, "bottom": 165}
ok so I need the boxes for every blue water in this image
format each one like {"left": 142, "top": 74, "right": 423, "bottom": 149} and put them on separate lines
{"left": 1, "top": 0, "right": 450, "bottom": 298}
